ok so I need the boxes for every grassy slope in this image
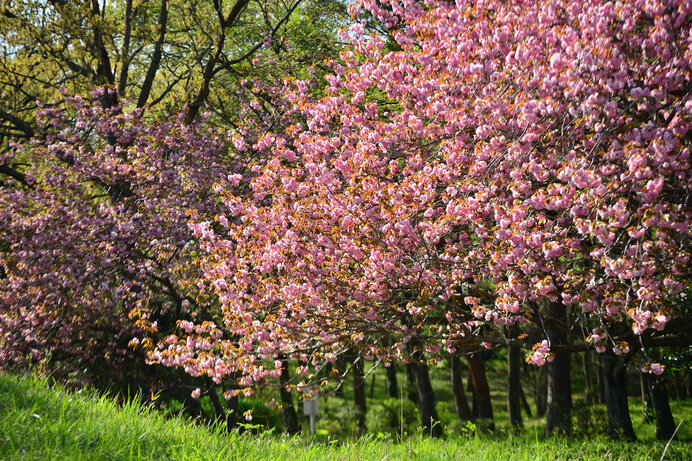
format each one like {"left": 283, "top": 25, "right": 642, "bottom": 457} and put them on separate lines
{"left": 1, "top": 373, "right": 691, "bottom": 460}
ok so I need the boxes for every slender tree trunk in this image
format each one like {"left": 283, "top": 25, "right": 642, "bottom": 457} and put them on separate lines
{"left": 181, "top": 392, "right": 210, "bottom": 423}
{"left": 205, "top": 379, "right": 227, "bottom": 425}
{"left": 468, "top": 372, "right": 479, "bottom": 419}
{"left": 279, "top": 359, "right": 300, "bottom": 434}
{"left": 410, "top": 348, "right": 443, "bottom": 437}
{"left": 583, "top": 350, "right": 595, "bottom": 406}
{"left": 674, "top": 374, "right": 688, "bottom": 401}
{"left": 467, "top": 350, "right": 494, "bottom": 432}
{"left": 406, "top": 363, "right": 419, "bottom": 404}
{"left": 137, "top": 0, "right": 168, "bottom": 108}
{"left": 334, "top": 355, "right": 345, "bottom": 397}
{"left": 450, "top": 354, "right": 472, "bottom": 422}
{"left": 386, "top": 363, "right": 398, "bottom": 399}
{"left": 352, "top": 354, "right": 367, "bottom": 435}
{"left": 545, "top": 298, "right": 572, "bottom": 436}
{"left": 226, "top": 390, "right": 240, "bottom": 432}
{"left": 508, "top": 345, "right": 524, "bottom": 429}
{"left": 597, "top": 358, "right": 606, "bottom": 405}
{"left": 519, "top": 381, "right": 532, "bottom": 417}
{"left": 369, "top": 373, "right": 377, "bottom": 398}
{"left": 639, "top": 355, "right": 655, "bottom": 423}
{"left": 601, "top": 349, "right": 636, "bottom": 440}
{"left": 117, "top": 0, "right": 133, "bottom": 97}
{"left": 646, "top": 373, "right": 677, "bottom": 440}
{"left": 534, "top": 365, "right": 547, "bottom": 416}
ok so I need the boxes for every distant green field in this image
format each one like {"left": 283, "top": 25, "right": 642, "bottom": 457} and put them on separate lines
{"left": 1, "top": 373, "right": 690, "bottom": 460}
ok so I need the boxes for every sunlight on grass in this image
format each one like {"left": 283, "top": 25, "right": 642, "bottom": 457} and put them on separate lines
{"left": 1, "top": 373, "right": 690, "bottom": 460}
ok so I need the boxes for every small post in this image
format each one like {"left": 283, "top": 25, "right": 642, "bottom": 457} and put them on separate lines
{"left": 303, "top": 386, "right": 319, "bottom": 435}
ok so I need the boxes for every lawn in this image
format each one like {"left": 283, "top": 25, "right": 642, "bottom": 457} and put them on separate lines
{"left": 1, "top": 372, "right": 690, "bottom": 460}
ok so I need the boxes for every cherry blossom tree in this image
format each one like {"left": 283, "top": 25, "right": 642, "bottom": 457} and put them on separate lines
{"left": 188, "top": 0, "right": 690, "bottom": 436}
{"left": 0, "top": 91, "right": 237, "bottom": 413}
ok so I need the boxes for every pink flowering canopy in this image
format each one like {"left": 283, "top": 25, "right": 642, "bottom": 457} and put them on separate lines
{"left": 0, "top": 90, "right": 237, "bottom": 390}
{"left": 178, "top": 0, "right": 691, "bottom": 385}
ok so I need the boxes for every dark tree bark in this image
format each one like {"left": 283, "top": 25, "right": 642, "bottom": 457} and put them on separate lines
{"left": 352, "top": 354, "right": 367, "bottom": 435}
{"left": 545, "top": 298, "right": 572, "bottom": 436}
{"left": 226, "top": 388, "right": 240, "bottom": 432}
{"left": 181, "top": 392, "right": 210, "bottom": 422}
{"left": 409, "top": 347, "right": 443, "bottom": 437}
{"left": 674, "top": 374, "right": 688, "bottom": 401}
{"left": 137, "top": 0, "right": 168, "bottom": 107}
{"left": 386, "top": 363, "right": 399, "bottom": 398}
{"left": 450, "top": 354, "right": 472, "bottom": 422}
{"left": 279, "top": 359, "right": 300, "bottom": 434}
{"left": 334, "top": 355, "right": 346, "bottom": 397}
{"left": 467, "top": 350, "right": 494, "bottom": 432}
{"left": 186, "top": 0, "right": 250, "bottom": 121}
{"left": 519, "top": 380, "right": 532, "bottom": 418}
{"left": 583, "top": 350, "right": 596, "bottom": 406}
{"left": 646, "top": 373, "right": 677, "bottom": 440}
{"left": 369, "top": 372, "right": 377, "bottom": 398}
{"left": 601, "top": 349, "right": 636, "bottom": 440}
{"left": 508, "top": 345, "right": 524, "bottom": 429}
{"left": 639, "top": 358, "right": 655, "bottom": 423}
{"left": 117, "top": 0, "right": 133, "bottom": 97}
{"left": 534, "top": 354, "right": 548, "bottom": 417}
{"left": 406, "top": 363, "right": 419, "bottom": 404}
{"left": 597, "top": 358, "right": 606, "bottom": 405}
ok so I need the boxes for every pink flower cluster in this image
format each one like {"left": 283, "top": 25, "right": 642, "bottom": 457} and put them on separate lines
{"left": 526, "top": 340, "right": 554, "bottom": 366}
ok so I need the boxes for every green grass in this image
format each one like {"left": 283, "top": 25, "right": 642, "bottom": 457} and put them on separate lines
{"left": 1, "top": 373, "right": 691, "bottom": 460}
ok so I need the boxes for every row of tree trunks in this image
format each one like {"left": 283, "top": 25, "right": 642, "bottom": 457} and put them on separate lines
{"left": 333, "top": 333, "right": 677, "bottom": 441}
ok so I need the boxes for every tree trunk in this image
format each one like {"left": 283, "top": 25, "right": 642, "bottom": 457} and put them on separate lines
{"left": 386, "top": 363, "right": 398, "bottom": 398}
{"left": 352, "top": 354, "right": 367, "bottom": 435}
{"left": 468, "top": 372, "right": 479, "bottom": 419}
{"left": 519, "top": 380, "right": 532, "bottom": 417}
{"left": 646, "top": 373, "right": 677, "bottom": 440}
{"left": 601, "top": 349, "right": 636, "bottom": 440}
{"left": 467, "top": 350, "right": 494, "bottom": 432}
{"left": 545, "top": 298, "right": 572, "bottom": 436}
{"left": 406, "top": 363, "right": 419, "bottom": 404}
{"left": 334, "top": 355, "right": 346, "bottom": 397}
{"left": 674, "top": 374, "right": 688, "bottom": 401}
{"left": 279, "top": 359, "right": 300, "bottom": 434}
{"left": 508, "top": 345, "right": 524, "bottom": 429}
{"left": 534, "top": 365, "right": 547, "bottom": 416}
{"left": 410, "top": 349, "right": 443, "bottom": 437}
{"left": 205, "top": 379, "right": 227, "bottom": 425}
{"left": 597, "top": 358, "right": 606, "bottom": 405}
{"left": 583, "top": 350, "right": 595, "bottom": 406}
{"left": 639, "top": 362, "right": 655, "bottom": 423}
{"left": 226, "top": 390, "right": 240, "bottom": 432}
{"left": 450, "top": 354, "right": 472, "bottom": 422}
{"left": 369, "top": 373, "right": 377, "bottom": 398}
{"left": 181, "top": 392, "right": 210, "bottom": 423}
{"left": 136, "top": 0, "right": 168, "bottom": 108}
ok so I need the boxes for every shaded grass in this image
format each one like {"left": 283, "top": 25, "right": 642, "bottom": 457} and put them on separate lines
{"left": 1, "top": 373, "right": 691, "bottom": 460}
